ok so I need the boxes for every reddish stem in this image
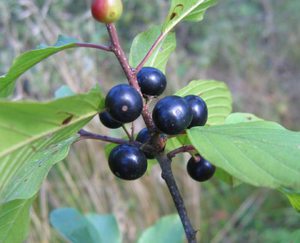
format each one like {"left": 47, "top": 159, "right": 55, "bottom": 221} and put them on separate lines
{"left": 76, "top": 42, "right": 112, "bottom": 52}
{"left": 78, "top": 129, "right": 130, "bottom": 145}
{"left": 106, "top": 23, "right": 155, "bottom": 131}
{"left": 167, "top": 145, "right": 196, "bottom": 159}
{"left": 136, "top": 32, "right": 165, "bottom": 73}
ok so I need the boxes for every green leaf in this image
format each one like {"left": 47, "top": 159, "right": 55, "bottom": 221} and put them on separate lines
{"left": 138, "top": 214, "right": 184, "bottom": 243}
{"left": 187, "top": 122, "right": 300, "bottom": 192}
{"left": 129, "top": 25, "right": 176, "bottom": 72}
{"left": 0, "top": 197, "right": 34, "bottom": 243}
{"left": 281, "top": 189, "right": 300, "bottom": 212}
{"left": 225, "top": 112, "right": 264, "bottom": 124}
{"left": 86, "top": 214, "right": 121, "bottom": 243}
{"left": 50, "top": 209, "right": 121, "bottom": 243}
{"left": 0, "top": 35, "right": 78, "bottom": 98}
{"left": 175, "top": 80, "right": 232, "bottom": 125}
{"left": 0, "top": 87, "right": 104, "bottom": 202}
{"left": 50, "top": 208, "right": 101, "bottom": 243}
{"left": 162, "top": 0, "right": 217, "bottom": 33}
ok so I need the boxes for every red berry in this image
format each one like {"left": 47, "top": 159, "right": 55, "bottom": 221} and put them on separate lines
{"left": 91, "top": 0, "right": 123, "bottom": 24}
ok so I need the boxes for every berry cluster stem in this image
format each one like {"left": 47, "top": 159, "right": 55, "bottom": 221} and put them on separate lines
{"left": 106, "top": 23, "right": 155, "bottom": 130}
{"left": 106, "top": 24, "right": 138, "bottom": 89}
{"left": 168, "top": 145, "right": 196, "bottom": 159}
{"left": 78, "top": 129, "right": 130, "bottom": 144}
{"left": 156, "top": 153, "right": 197, "bottom": 243}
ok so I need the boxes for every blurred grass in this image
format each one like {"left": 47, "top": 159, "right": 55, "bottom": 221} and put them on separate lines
{"left": 1, "top": 0, "right": 300, "bottom": 242}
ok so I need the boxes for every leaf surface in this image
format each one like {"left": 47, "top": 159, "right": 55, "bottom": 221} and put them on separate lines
{"left": 187, "top": 122, "right": 300, "bottom": 191}
{"left": 129, "top": 26, "right": 176, "bottom": 72}
{"left": 0, "top": 88, "right": 104, "bottom": 202}
{"left": 0, "top": 35, "right": 78, "bottom": 97}
{"left": 0, "top": 197, "right": 34, "bottom": 243}
{"left": 162, "top": 0, "right": 217, "bottom": 33}
{"left": 138, "top": 214, "right": 184, "bottom": 243}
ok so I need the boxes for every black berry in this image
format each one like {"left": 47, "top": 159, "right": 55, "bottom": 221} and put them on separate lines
{"left": 99, "top": 111, "right": 122, "bottom": 129}
{"left": 108, "top": 144, "right": 147, "bottom": 180}
{"left": 184, "top": 95, "right": 208, "bottom": 128}
{"left": 136, "top": 128, "right": 155, "bottom": 159}
{"left": 105, "top": 84, "right": 143, "bottom": 123}
{"left": 137, "top": 67, "right": 167, "bottom": 96}
{"left": 152, "top": 95, "right": 192, "bottom": 135}
{"left": 187, "top": 155, "right": 215, "bottom": 182}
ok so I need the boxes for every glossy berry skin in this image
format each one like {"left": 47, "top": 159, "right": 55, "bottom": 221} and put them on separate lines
{"left": 99, "top": 111, "right": 122, "bottom": 129}
{"left": 136, "top": 128, "right": 155, "bottom": 159}
{"left": 184, "top": 95, "right": 208, "bottom": 128}
{"left": 137, "top": 67, "right": 167, "bottom": 96}
{"left": 91, "top": 0, "right": 123, "bottom": 24}
{"left": 187, "top": 155, "right": 216, "bottom": 182}
{"left": 108, "top": 144, "right": 147, "bottom": 180}
{"left": 152, "top": 96, "right": 192, "bottom": 135}
{"left": 105, "top": 84, "right": 143, "bottom": 123}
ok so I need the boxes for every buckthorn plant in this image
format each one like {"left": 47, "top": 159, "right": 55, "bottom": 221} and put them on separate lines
{"left": 0, "top": 1, "right": 299, "bottom": 243}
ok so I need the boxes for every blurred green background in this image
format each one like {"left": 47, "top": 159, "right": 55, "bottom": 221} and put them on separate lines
{"left": 1, "top": 0, "right": 300, "bottom": 242}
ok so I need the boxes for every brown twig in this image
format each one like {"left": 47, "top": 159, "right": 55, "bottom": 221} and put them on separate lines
{"left": 75, "top": 42, "right": 112, "bottom": 52}
{"left": 78, "top": 129, "right": 129, "bottom": 145}
{"left": 106, "top": 23, "right": 155, "bottom": 131}
{"left": 106, "top": 24, "right": 138, "bottom": 89}
{"left": 167, "top": 145, "right": 196, "bottom": 159}
{"left": 156, "top": 153, "right": 197, "bottom": 243}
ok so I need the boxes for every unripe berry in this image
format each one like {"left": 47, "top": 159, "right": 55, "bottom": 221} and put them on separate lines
{"left": 91, "top": 0, "right": 123, "bottom": 24}
{"left": 152, "top": 96, "right": 192, "bottom": 135}
{"left": 108, "top": 144, "right": 147, "bottom": 180}
{"left": 105, "top": 84, "right": 143, "bottom": 123}
{"left": 137, "top": 67, "right": 167, "bottom": 96}
{"left": 187, "top": 155, "right": 215, "bottom": 182}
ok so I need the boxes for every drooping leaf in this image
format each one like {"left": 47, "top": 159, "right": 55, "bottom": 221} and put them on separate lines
{"left": 162, "top": 0, "right": 217, "bottom": 34}
{"left": 86, "top": 214, "right": 121, "bottom": 243}
{"left": 0, "top": 197, "right": 34, "bottom": 243}
{"left": 0, "top": 87, "right": 104, "bottom": 202}
{"left": 50, "top": 208, "right": 101, "bottom": 243}
{"left": 138, "top": 214, "right": 184, "bottom": 243}
{"left": 0, "top": 35, "right": 78, "bottom": 97}
{"left": 129, "top": 25, "right": 176, "bottom": 72}
{"left": 187, "top": 122, "right": 300, "bottom": 194}
{"left": 175, "top": 80, "right": 232, "bottom": 126}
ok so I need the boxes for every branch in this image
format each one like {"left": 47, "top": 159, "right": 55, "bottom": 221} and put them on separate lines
{"left": 75, "top": 42, "right": 112, "bottom": 52}
{"left": 106, "top": 23, "right": 155, "bottom": 131}
{"left": 135, "top": 32, "right": 165, "bottom": 73}
{"left": 156, "top": 153, "right": 197, "bottom": 243}
{"left": 78, "top": 129, "right": 130, "bottom": 144}
{"left": 167, "top": 145, "right": 196, "bottom": 159}
{"left": 106, "top": 24, "right": 139, "bottom": 89}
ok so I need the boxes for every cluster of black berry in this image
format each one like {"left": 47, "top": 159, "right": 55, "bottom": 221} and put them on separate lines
{"left": 99, "top": 67, "right": 215, "bottom": 182}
